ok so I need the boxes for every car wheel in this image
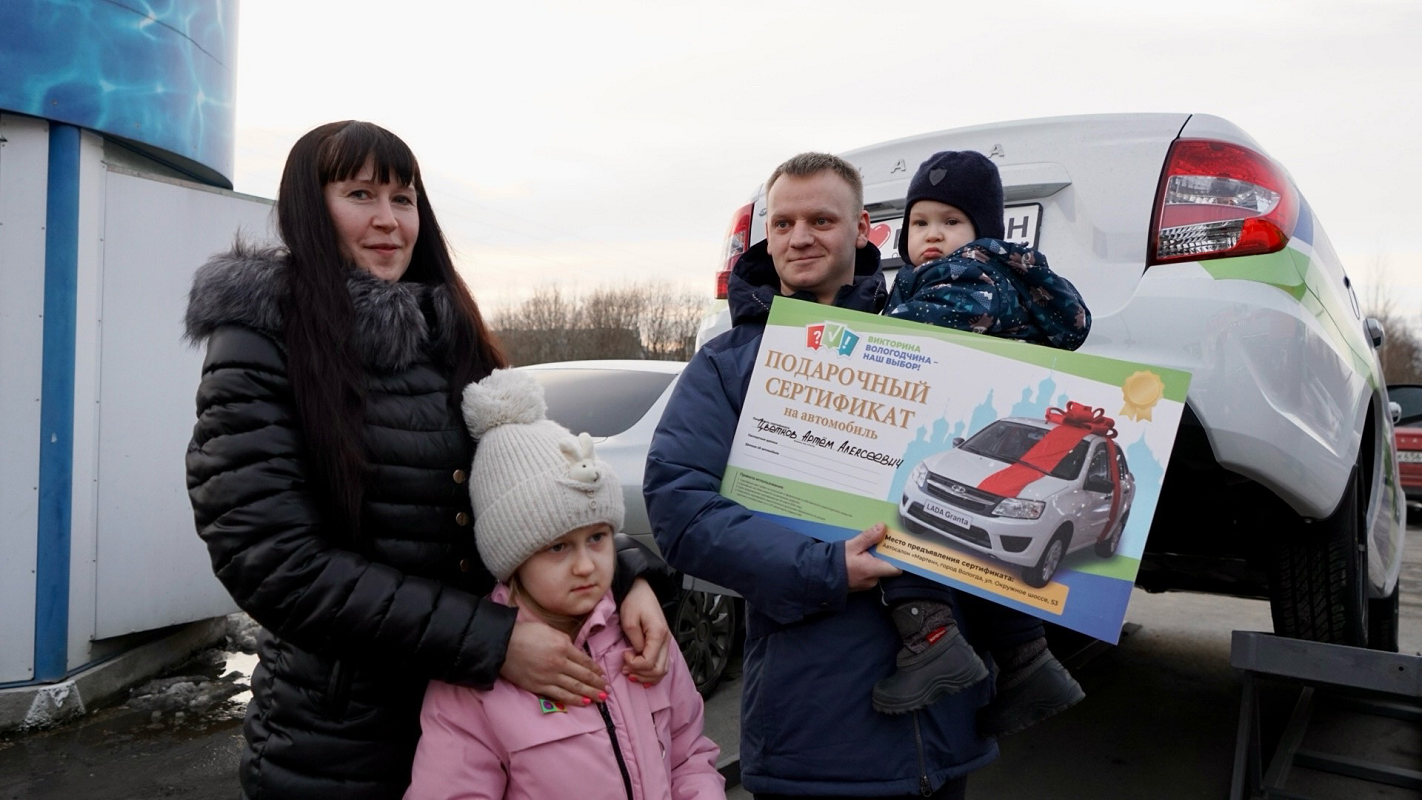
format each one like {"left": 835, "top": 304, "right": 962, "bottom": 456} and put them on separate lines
{"left": 1094, "top": 510, "right": 1129, "bottom": 558}
{"left": 669, "top": 589, "right": 737, "bottom": 697}
{"left": 1268, "top": 468, "right": 1369, "bottom": 647}
{"left": 1023, "top": 525, "right": 1070, "bottom": 588}
{"left": 1367, "top": 586, "right": 1400, "bottom": 652}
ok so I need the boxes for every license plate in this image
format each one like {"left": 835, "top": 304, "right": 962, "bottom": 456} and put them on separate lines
{"left": 872, "top": 203, "right": 1042, "bottom": 263}
{"left": 922, "top": 501, "right": 974, "bottom": 531}
{"left": 1399, "top": 451, "right": 1422, "bottom": 463}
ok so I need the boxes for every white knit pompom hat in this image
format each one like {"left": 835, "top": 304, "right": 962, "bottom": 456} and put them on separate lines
{"left": 461, "top": 369, "right": 625, "bottom": 582}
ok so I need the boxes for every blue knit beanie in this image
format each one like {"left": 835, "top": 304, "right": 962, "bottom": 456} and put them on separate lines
{"left": 896, "top": 151, "right": 1004, "bottom": 264}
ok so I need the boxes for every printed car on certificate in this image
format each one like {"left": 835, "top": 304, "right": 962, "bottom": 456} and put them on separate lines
{"left": 698, "top": 113, "right": 1406, "bottom": 651}
{"left": 900, "top": 406, "right": 1137, "bottom": 588}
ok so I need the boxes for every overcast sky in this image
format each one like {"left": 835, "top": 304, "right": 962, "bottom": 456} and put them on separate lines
{"left": 231, "top": 0, "right": 1420, "bottom": 313}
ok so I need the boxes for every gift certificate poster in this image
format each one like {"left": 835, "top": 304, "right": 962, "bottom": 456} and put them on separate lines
{"left": 722, "top": 297, "right": 1192, "bottom": 643}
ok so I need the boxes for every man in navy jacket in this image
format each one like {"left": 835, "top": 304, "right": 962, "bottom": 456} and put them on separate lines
{"left": 644, "top": 153, "right": 996, "bottom": 799}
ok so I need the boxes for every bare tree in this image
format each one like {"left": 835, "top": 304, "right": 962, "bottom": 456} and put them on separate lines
{"left": 639, "top": 285, "right": 706, "bottom": 361}
{"left": 492, "top": 283, "right": 709, "bottom": 366}
{"left": 582, "top": 286, "right": 649, "bottom": 360}
{"left": 1361, "top": 262, "right": 1422, "bottom": 385}
{"left": 492, "top": 286, "right": 581, "bottom": 366}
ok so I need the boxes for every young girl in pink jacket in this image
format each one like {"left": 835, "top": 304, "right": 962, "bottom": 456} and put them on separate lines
{"left": 405, "top": 370, "right": 725, "bottom": 800}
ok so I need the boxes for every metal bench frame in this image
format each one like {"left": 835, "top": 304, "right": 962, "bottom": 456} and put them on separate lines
{"left": 1229, "top": 631, "right": 1422, "bottom": 799}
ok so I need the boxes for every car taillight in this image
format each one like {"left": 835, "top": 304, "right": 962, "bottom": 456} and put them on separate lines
{"left": 1147, "top": 139, "right": 1298, "bottom": 265}
{"left": 716, "top": 202, "right": 754, "bottom": 299}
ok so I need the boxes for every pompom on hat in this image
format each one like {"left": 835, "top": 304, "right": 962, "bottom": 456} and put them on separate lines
{"left": 895, "top": 150, "right": 1005, "bottom": 265}
{"left": 462, "top": 369, "right": 625, "bottom": 582}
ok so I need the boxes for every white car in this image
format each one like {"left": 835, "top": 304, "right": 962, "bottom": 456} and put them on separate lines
{"left": 516, "top": 360, "right": 741, "bottom": 694}
{"left": 899, "top": 417, "right": 1137, "bottom": 588}
{"left": 698, "top": 113, "right": 1405, "bottom": 651}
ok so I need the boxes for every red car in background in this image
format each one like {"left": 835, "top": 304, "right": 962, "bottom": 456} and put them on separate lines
{"left": 1397, "top": 427, "right": 1422, "bottom": 510}
{"left": 1390, "top": 385, "right": 1422, "bottom": 521}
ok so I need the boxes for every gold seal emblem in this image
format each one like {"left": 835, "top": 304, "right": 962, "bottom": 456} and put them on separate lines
{"left": 1120, "top": 370, "right": 1165, "bottom": 422}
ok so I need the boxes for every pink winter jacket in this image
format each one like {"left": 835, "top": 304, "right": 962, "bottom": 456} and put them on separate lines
{"left": 405, "top": 585, "right": 725, "bottom": 800}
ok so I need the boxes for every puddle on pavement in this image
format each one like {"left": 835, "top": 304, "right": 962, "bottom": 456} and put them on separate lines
{"left": 0, "top": 632, "right": 259, "bottom": 799}
{"left": 117, "top": 630, "right": 259, "bottom": 732}
{"left": 0, "top": 616, "right": 260, "bottom": 753}
{"left": 224, "top": 650, "right": 258, "bottom": 707}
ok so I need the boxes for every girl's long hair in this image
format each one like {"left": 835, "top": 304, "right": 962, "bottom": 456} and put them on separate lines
{"left": 277, "top": 121, "right": 506, "bottom": 546}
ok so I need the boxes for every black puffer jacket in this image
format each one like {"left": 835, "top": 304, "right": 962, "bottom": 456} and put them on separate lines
{"left": 185, "top": 245, "right": 669, "bottom": 799}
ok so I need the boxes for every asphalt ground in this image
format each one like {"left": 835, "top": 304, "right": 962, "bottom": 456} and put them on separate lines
{"left": 3, "top": 527, "right": 1419, "bottom": 800}
{"left": 729, "top": 525, "right": 1422, "bottom": 799}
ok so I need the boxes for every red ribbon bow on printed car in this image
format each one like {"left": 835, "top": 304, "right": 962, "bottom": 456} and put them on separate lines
{"left": 897, "top": 399, "right": 1137, "bottom": 589}
{"left": 979, "top": 402, "right": 1125, "bottom": 545}
{"left": 1045, "top": 402, "right": 1117, "bottom": 438}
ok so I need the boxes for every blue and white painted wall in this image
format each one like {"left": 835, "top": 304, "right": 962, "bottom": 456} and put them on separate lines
{"left": 0, "top": 1, "right": 272, "bottom": 689}
{"left": 0, "top": 0, "right": 239, "bottom": 188}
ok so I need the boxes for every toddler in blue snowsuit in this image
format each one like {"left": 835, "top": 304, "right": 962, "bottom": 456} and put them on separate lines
{"left": 873, "top": 150, "right": 1090, "bottom": 736}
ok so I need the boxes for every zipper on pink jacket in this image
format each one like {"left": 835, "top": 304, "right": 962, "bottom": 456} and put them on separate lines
{"left": 587, "top": 643, "right": 634, "bottom": 800}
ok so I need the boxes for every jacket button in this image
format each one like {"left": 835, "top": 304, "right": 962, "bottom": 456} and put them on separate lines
{"left": 453, "top": 469, "right": 468, "bottom": 484}
{"left": 455, "top": 512, "right": 471, "bottom": 526}
{"left": 459, "top": 558, "right": 472, "bottom": 572}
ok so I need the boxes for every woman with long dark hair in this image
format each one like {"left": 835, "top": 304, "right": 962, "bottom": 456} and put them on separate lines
{"left": 185, "top": 121, "right": 673, "bottom": 799}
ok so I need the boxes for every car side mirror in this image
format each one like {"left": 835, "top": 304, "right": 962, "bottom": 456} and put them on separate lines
{"left": 1084, "top": 479, "right": 1112, "bottom": 493}
{"left": 1391, "top": 401, "right": 1402, "bottom": 424}
{"left": 952, "top": 437, "right": 965, "bottom": 448}
{"left": 1366, "top": 317, "right": 1385, "bottom": 349}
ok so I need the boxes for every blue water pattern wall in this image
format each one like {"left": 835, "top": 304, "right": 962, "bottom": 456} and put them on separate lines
{"left": 0, "top": 0, "right": 237, "bottom": 188}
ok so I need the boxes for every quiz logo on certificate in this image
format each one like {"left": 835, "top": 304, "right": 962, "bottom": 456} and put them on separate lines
{"left": 805, "top": 322, "right": 860, "bottom": 357}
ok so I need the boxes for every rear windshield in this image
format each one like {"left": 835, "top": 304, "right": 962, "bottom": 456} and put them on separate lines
{"left": 961, "top": 421, "right": 1089, "bottom": 480}
{"left": 524, "top": 369, "right": 676, "bottom": 437}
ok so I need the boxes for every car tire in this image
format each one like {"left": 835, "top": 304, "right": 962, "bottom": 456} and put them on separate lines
{"left": 668, "top": 588, "right": 738, "bottom": 697}
{"left": 1095, "top": 510, "right": 1129, "bottom": 558}
{"left": 1023, "top": 525, "right": 1071, "bottom": 588}
{"left": 1268, "top": 468, "right": 1369, "bottom": 647}
{"left": 1367, "top": 586, "right": 1400, "bottom": 653}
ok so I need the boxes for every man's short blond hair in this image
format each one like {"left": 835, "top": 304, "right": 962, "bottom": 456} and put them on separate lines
{"left": 766, "top": 152, "right": 864, "bottom": 210}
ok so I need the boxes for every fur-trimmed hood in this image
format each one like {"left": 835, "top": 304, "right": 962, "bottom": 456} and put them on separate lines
{"left": 184, "top": 241, "right": 460, "bottom": 372}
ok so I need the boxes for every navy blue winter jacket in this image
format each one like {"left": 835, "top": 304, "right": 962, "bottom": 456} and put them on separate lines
{"left": 887, "top": 238, "right": 1090, "bottom": 351}
{"left": 644, "top": 241, "right": 997, "bottom": 796}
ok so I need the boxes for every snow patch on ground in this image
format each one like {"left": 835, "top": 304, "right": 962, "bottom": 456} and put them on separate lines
{"left": 124, "top": 613, "right": 261, "bottom": 726}
{"left": 23, "top": 683, "right": 84, "bottom": 728}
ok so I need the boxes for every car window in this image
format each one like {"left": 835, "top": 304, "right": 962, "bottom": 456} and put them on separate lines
{"left": 1115, "top": 446, "right": 1129, "bottom": 476}
{"left": 523, "top": 369, "right": 677, "bottom": 437}
{"left": 960, "top": 421, "right": 1047, "bottom": 464}
{"left": 1050, "top": 441, "right": 1091, "bottom": 480}
{"left": 1389, "top": 384, "right": 1422, "bottom": 427}
{"left": 1086, "top": 448, "right": 1110, "bottom": 485}
{"left": 963, "top": 422, "right": 1094, "bottom": 478}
